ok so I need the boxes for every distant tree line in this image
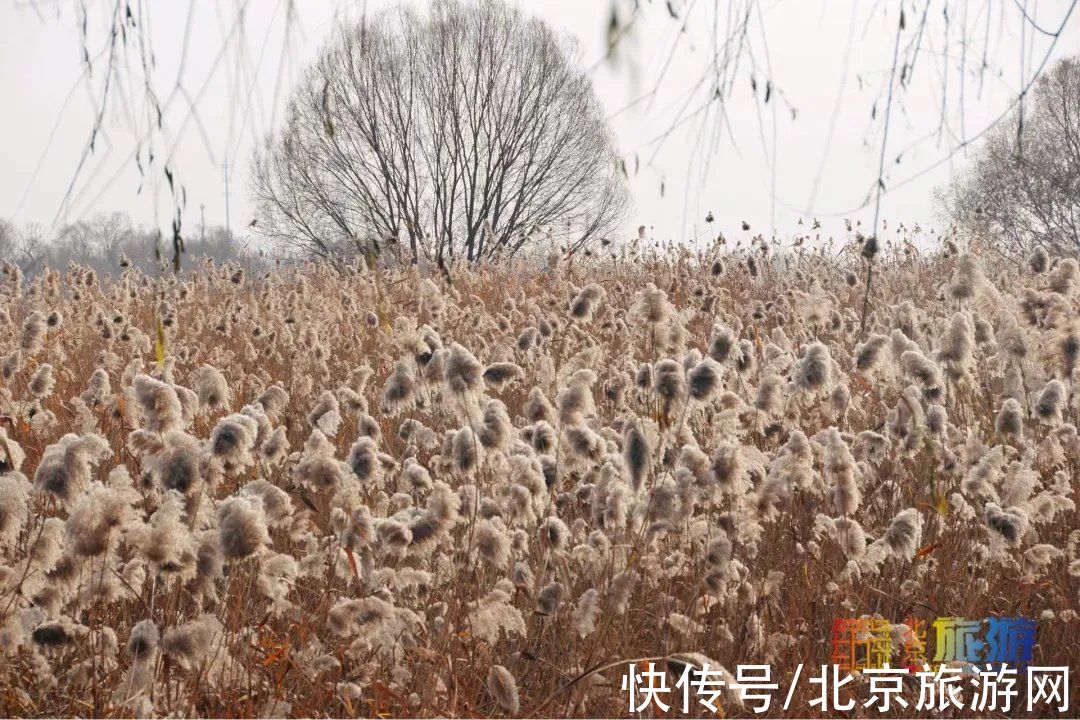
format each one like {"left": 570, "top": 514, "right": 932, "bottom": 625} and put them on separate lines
{"left": 0, "top": 212, "right": 261, "bottom": 278}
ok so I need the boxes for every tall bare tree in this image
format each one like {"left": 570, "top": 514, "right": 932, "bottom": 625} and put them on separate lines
{"left": 251, "top": 0, "right": 630, "bottom": 265}
{"left": 940, "top": 56, "right": 1080, "bottom": 257}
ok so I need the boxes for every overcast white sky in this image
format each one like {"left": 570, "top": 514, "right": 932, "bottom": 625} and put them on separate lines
{"left": 2, "top": 0, "right": 1077, "bottom": 245}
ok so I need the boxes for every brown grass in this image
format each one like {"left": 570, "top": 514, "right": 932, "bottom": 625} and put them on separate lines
{"left": 0, "top": 239, "right": 1076, "bottom": 718}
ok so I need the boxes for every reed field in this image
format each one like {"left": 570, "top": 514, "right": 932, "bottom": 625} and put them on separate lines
{"left": 0, "top": 236, "right": 1077, "bottom": 717}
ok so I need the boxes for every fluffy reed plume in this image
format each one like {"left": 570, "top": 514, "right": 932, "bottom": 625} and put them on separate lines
{"left": 451, "top": 426, "right": 482, "bottom": 474}
{"left": 623, "top": 420, "right": 650, "bottom": 492}
{"left": 708, "top": 324, "right": 736, "bottom": 363}
{"left": 571, "top": 588, "right": 600, "bottom": 637}
{"left": 538, "top": 516, "right": 569, "bottom": 553}
{"left": 217, "top": 495, "right": 270, "bottom": 560}
{"left": 64, "top": 480, "right": 138, "bottom": 556}
{"left": 482, "top": 361, "right": 523, "bottom": 390}
{"left": 486, "top": 665, "right": 520, "bottom": 715}
{"left": 792, "top": 342, "right": 832, "bottom": 391}
{"left": 732, "top": 339, "right": 756, "bottom": 375}
{"left": 293, "top": 431, "right": 348, "bottom": 492}
{"left": 995, "top": 398, "right": 1025, "bottom": 438}
{"left": 535, "top": 581, "right": 566, "bottom": 615}
{"left": 161, "top": 614, "right": 225, "bottom": 672}
{"left": 307, "top": 390, "right": 342, "bottom": 436}
{"left": 475, "top": 518, "right": 511, "bottom": 569}
{"left": 556, "top": 380, "right": 595, "bottom": 427}
{"left": 242, "top": 480, "right": 293, "bottom": 529}
{"left": 936, "top": 311, "right": 975, "bottom": 378}
{"left": 984, "top": 502, "right": 1028, "bottom": 546}
{"left": 132, "top": 374, "right": 184, "bottom": 433}
{"left": 523, "top": 386, "right": 554, "bottom": 423}
{"left": 29, "top": 364, "right": 55, "bottom": 399}
{"left": 0, "top": 243, "right": 1076, "bottom": 717}
{"left": 126, "top": 619, "right": 159, "bottom": 661}
{"left": 444, "top": 343, "right": 484, "bottom": 397}
{"left": 468, "top": 579, "right": 526, "bottom": 644}
{"left": 831, "top": 517, "right": 867, "bottom": 558}
{"left": 382, "top": 360, "right": 417, "bottom": 414}
{"left": 137, "top": 491, "right": 198, "bottom": 578}
{"left": 653, "top": 358, "right": 684, "bottom": 397}
{"left": 193, "top": 365, "right": 231, "bottom": 414}
{"left": 569, "top": 284, "right": 605, "bottom": 321}
{"left": 881, "top": 508, "right": 923, "bottom": 560}
{"left": 1024, "top": 544, "right": 1064, "bottom": 576}
{"left": 949, "top": 253, "right": 985, "bottom": 302}
{"left": 208, "top": 415, "right": 255, "bottom": 468}
{"left": 687, "top": 357, "right": 722, "bottom": 400}
{"left": 900, "top": 350, "right": 943, "bottom": 398}
{"left": 0, "top": 470, "right": 31, "bottom": 549}
{"left": 33, "top": 433, "right": 111, "bottom": 505}
{"left": 1057, "top": 327, "right": 1080, "bottom": 377}
{"left": 927, "top": 403, "right": 949, "bottom": 435}
{"left": 81, "top": 368, "right": 113, "bottom": 407}
{"left": 705, "top": 532, "right": 732, "bottom": 567}
{"left": 854, "top": 334, "right": 889, "bottom": 372}
{"left": 753, "top": 373, "right": 784, "bottom": 416}
{"left": 1034, "top": 379, "right": 1066, "bottom": 424}
{"left": 19, "top": 311, "right": 47, "bottom": 355}
{"left": 477, "top": 400, "right": 511, "bottom": 451}
{"left": 631, "top": 284, "right": 674, "bottom": 326}
{"left": 255, "top": 384, "right": 290, "bottom": 423}
{"left": 756, "top": 430, "right": 813, "bottom": 516}
{"left": 260, "top": 426, "right": 289, "bottom": 465}
{"left": 818, "top": 427, "right": 860, "bottom": 516}
{"left": 347, "top": 436, "right": 382, "bottom": 484}
{"left": 515, "top": 325, "right": 541, "bottom": 354}
{"left": 1048, "top": 258, "right": 1078, "bottom": 294}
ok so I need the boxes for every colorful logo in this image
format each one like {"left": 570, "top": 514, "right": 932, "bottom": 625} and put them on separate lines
{"left": 831, "top": 615, "right": 1036, "bottom": 671}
